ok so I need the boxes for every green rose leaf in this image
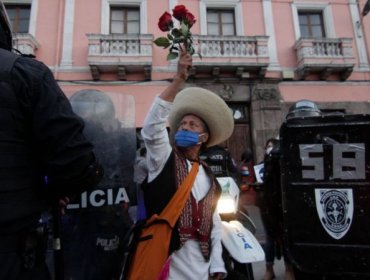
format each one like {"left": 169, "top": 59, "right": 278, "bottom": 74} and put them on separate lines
{"left": 167, "top": 52, "right": 178, "bottom": 60}
{"left": 153, "top": 37, "right": 171, "bottom": 48}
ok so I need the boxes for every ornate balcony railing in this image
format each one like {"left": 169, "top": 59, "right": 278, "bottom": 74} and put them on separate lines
{"left": 191, "top": 35, "right": 270, "bottom": 78}
{"left": 86, "top": 33, "right": 153, "bottom": 80}
{"left": 193, "top": 35, "right": 269, "bottom": 57}
{"left": 12, "top": 33, "right": 39, "bottom": 56}
{"left": 294, "top": 37, "right": 355, "bottom": 80}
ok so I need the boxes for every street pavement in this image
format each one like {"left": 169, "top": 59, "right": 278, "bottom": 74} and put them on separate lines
{"left": 253, "top": 258, "right": 285, "bottom": 280}
{"left": 243, "top": 204, "right": 286, "bottom": 280}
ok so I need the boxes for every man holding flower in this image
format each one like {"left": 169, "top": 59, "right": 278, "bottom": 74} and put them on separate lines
{"left": 138, "top": 49, "right": 232, "bottom": 280}
{"left": 125, "top": 6, "right": 231, "bottom": 279}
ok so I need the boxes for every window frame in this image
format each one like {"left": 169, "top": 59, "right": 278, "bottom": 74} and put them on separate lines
{"left": 4, "top": 3, "right": 31, "bottom": 33}
{"left": 199, "top": 0, "right": 244, "bottom": 36}
{"left": 3, "top": 0, "right": 37, "bottom": 35}
{"left": 292, "top": 3, "right": 335, "bottom": 40}
{"left": 206, "top": 8, "right": 236, "bottom": 36}
{"left": 101, "top": 0, "right": 147, "bottom": 35}
{"left": 298, "top": 10, "right": 325, "bottom": 38}
{"left": 109, "top": 6, "right": 140, "bottom": 34}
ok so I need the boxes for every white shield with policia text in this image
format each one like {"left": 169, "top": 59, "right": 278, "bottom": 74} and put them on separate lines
{"left": 315, "top": 188, "right": 354, "bottom": 240}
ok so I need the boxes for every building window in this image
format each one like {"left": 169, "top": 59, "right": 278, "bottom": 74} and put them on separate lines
{"left": 298, "top": 11, "right": 325, "bottom": 38}
{"left": 229, "top": 103, "right": 249, "bottom": 122}
{"left": 110, "top": 7, "right": 140, "bottom": 34}
{"left": 207, "top": 9, "right": 235, "bottom": 36}
{"left": 292, "top": 3, "right": 334, "bottom": 40}
{"left": 102, "top": 0, "right": 146, "bottom": 34}
{"left": 5, "top": 4, "right": 31, "bottom": 33}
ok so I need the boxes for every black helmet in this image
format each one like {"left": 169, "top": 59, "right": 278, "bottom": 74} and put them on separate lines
{"left": 0, "top": 1, "right": 12, "bottom": 50}
{"left": 241, "top": 148, "right": 253, "bottom": 163}
{"left": 286, "top": 99, "right": 321, "bottom": 119}
{"left": 70, "top": 89, "right": 115, "bottom": 123}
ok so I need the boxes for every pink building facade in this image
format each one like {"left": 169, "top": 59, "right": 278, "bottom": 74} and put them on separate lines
{"left": 6, "top": 0, "right": 370, "bottom": 162}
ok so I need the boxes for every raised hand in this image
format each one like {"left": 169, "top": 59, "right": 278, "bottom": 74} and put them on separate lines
{"left": 176, "top": 51, "right": 193, "bottom": 81}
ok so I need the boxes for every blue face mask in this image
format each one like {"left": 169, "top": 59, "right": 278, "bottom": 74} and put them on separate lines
{"left": 175, "top": 130, "right": 201, "bottom": 147}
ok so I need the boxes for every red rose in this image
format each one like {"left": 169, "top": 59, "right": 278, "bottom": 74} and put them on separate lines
{"left": 184, "top": 12, "right": 196, "bottom": 28}
{"left": 158, "top": 11, "right": 173, "bottom": 31}
{"left": 172, "top": 5, "right": 188, "bottom": 21}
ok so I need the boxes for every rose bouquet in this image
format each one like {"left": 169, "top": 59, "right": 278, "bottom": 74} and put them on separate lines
{"left": 154, "top": 5, "right": 197, "bottom": 60}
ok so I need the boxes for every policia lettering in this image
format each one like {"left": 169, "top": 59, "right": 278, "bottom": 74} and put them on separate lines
{"left": 299, "top": 143, "right": 365, "bottom": 180}
{"left": 66, "top": 187, "right": 130, "bottom": 209}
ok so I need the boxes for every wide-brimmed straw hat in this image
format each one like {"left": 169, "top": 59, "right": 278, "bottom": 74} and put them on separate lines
{"left": 168, "top": 87, "right": 234, "bottom": 147}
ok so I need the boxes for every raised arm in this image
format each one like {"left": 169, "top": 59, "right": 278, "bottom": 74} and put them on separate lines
{"left": 159, "top": 51, "right": 192, "bottom": 102}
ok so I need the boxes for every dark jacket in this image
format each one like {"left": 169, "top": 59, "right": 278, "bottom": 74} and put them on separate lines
{"left": 260, "top": 145, "right": 284, "bottom": 239}
{"left": 0, "top": 48, "right": 101, "bottom": 235}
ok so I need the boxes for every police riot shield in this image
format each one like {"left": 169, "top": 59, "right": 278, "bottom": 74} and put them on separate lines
{"left": 280, "top": 113, "right": 370, "bottom": 278}
{"left": 61, "top": 89, "right": 136, "bottom": 280}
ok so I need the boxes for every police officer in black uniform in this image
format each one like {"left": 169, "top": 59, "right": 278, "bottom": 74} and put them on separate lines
{"left": 0, "top": 3, "right": 102, "bottom": 279}
{"left": 200, "top": 144, "right": 238, "bottom": 178}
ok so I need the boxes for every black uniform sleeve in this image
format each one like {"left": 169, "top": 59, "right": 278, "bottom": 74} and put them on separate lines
{"left": 226, "top": 151, "right": 238, "bottom": 174}
{"left": 12, "top": 57, "right": 102, "bottom": 199}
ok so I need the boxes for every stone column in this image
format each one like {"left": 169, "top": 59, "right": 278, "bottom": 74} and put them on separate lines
{"left": 250, "top": 83, "right": 283, "bottom": 162}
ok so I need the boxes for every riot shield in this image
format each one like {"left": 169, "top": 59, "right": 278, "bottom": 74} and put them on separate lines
{"left": 60, "top": 89, "right": 136, "bottom": 280}
{"left": 280, "top": 113, "right": 370, "bottom": 278}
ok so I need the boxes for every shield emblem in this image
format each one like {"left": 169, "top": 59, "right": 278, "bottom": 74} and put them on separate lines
{"left": 315, "top": 189, "right": 354, "bottom": 240}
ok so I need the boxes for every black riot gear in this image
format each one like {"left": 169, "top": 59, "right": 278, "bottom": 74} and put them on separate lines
{"left": 200, "top": 145, "right": 238, "bottom": 178}
{"left": 0, "top": 32, "right": 101, "bottom": 280}
{"left": 286, "top": 99, "right": 321, "bottom": 120}
{"left": 64, "top": 90, "right": 136, "bottom": 280}
{"left": 70, "top": 89, "right": 115, "bottom": 126}
{"left": 280, "top": 112, "right": 370, "bottom": 279}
